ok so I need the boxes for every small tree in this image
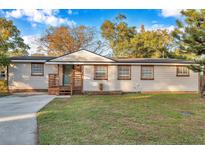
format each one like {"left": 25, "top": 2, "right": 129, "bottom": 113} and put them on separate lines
{"left": 130, "top": 28, "right": 172, "bottom": 58}
{"left": 101, "top": 14, "right": 136, "bottom": 57}
{"left": 0, "top": 54, "right": 10, "bottom": 68}
{"left": 0, "top": 17, "right": 29, "bottom": 67}
{"left": 0, "top": 53, "right": 10, "bottom": 93}
{"left": 172, "top": 10, "right": 205, "bottom": 97}
{"left": 101, "top": 15, "right": 172, "bottom": 58}
{"left": 38, "top": 25, "right": 99, "bottom": 56}
{"left": 0, "top": 18, "right": 29, "bottom": 90}
{"left": 0, "top": 18, "right": 29, "bottom": 56}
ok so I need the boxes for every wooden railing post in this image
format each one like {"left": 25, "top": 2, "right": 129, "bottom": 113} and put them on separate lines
{"left": 70, "top": 70, "right": 73, "bottom": 95}
{"left": 48, "top": 74, "right": 59, "bottom": 95}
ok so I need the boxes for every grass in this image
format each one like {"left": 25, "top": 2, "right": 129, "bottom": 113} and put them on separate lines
{"left": 37, "top": 94, "right": 205, "bottom": 144}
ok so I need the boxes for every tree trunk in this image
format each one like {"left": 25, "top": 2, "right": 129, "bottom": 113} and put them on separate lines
{"left": 6, "top": 65, "right": 9, "bottom": 93}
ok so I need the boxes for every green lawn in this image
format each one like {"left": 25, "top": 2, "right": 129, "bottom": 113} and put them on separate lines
{"left": 37, "top": 94, "right": 205, "bottom": 144}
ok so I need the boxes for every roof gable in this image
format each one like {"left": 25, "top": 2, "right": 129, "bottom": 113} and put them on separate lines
{"left": 49, "top": 49, "right": 114, "bottom": 62}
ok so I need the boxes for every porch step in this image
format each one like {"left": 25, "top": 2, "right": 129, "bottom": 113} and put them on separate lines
{"left": 59, "top": 92, "right": 71, "bottom": 95}
{"left": 59, "top": 91, "right": 72, "bottom": 95}
{"left": 59, "top": 86, "right": 72, "bottom": 95}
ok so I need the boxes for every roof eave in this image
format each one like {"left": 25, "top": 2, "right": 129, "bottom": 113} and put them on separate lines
{"left": 11, "top": 60, "right": 47, "bottom": 63}
{"left": 45, "top": 61, "right": 195, "bottom": 65}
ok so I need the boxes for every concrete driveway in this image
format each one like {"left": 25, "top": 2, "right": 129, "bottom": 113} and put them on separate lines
{"left": 0, "top": 93, "right": 55, "bottom": 145}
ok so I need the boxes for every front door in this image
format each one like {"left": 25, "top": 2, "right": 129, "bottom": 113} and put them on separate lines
{"left": 72, "top": 65, "right": 83, "bottom": 94}
{"left": 63, "top": 65, "right": 72, "bottom": 86}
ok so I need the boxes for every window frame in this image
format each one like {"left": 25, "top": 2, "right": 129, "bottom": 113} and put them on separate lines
{"left": 0, "top": 70, "right": 6, "bottom": 79}
{"left": 141, "top": 65, "right": 154, "bottom": 80}
{"left": 176, "top": 66, "right": 190, "bottom": 77}
{"left": 94, "top": 65, "right": 108, "bottom": 80}
{"left": 117, "top": 65, "right": 131, "bottom": 80}
{"left": 31, "top": 63, "right": 44, "bottom": 76}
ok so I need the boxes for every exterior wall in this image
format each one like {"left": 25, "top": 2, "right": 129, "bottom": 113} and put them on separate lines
{"left": 8, "top": 63, "right": 199, "bottom": 93}
{"left": 83, "top": 65, "right": 199, "bottom": 92}
{"left": 59, "top": 64, "right": 63, "bottom": 85}
{"left": 50, "top": 50, "right": 114, "bottom": 62}
{"left": 8, "top": 63, "right": 58, "bottom": 91}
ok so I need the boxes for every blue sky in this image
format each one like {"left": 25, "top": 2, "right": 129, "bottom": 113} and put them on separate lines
{"left": 0, "top": 9, "right": 182, "bottom": 54}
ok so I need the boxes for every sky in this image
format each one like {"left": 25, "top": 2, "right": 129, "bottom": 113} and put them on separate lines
{"left": 0, "top": 9, "right": 183, "bottom": 55}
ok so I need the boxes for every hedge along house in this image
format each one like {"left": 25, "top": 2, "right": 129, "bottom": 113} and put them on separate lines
{"left": 6, "top": 49, "right": 199, "bottom": 95}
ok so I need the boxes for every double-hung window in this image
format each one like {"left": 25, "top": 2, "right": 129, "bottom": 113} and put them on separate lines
{"left": 141, "top": 66, "right": 154, "bottom": 80}
{"left": 31, "top": 63, "right": 44, "bottom": 76}
{"left": 118, "top": 65, "right": 131, "bottom": 80}
{"left": 0, "top": 70, "right": 6, "bottom": 79}
{"left": 94, "top": 65, "right": 108, "bottom": 80}
{"left": 176, "top": 66, "right": 189, "bottom": 76}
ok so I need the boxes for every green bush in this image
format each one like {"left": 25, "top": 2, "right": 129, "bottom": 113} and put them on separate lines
{"left": 0, "top": 80, "right": 8, "bottom": 95}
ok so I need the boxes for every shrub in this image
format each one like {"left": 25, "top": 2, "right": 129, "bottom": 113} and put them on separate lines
{"left": 0, "top": 80, "right": 8, "bottom": 96}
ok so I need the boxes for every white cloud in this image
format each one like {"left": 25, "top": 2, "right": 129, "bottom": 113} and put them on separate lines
{"left": 142, "top": 24, "right": 175, "bottom": 32}
{"left": 7, "top": 9, "right": 23, "bottom": 18}
{"left": 6, "top": 9, "right": 76, "bottom": 27}
{"left": 161, "top": 9, "right": 182, "bottom": 17}
{"left": 31, "top": 23, "right": 37, "bottom": 28}
{"left": 152, "top": 24, "right": 175, "bottom": 32}
{"left": 68, "top": 9, "right": 72, "bottom": 15}
{"left": 23, "top": 35, "right": 40, "bottom": 55}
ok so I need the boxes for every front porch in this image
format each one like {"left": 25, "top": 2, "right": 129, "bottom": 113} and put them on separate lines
{"left": 48, "top": 65, "right": 83, "bottom": 95}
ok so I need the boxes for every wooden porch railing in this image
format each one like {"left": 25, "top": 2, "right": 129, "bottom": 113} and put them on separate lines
{"left": 48, "top": 74, "right": 59, "bottom": 88}
{"left": 48, "top": 74, "right": 72, "bottom": 95}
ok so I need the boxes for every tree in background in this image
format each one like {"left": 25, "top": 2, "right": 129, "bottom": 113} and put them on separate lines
{"left": 130, "top": 26, "right": 172, "bottom": 58}
{"left": 38, "top": 25, "right": 103, "bottom": 56}
{"left": 101, "top": 14, "right": 136, "bottom": 57}
{"left": 172, "top": 9, "right": 205, "bottom": 97}
{"left": 168, "top": 48, "right": 198, "bottom": 60}
{"left": 0, "top": 18, "right": 29, "bottom": 57}
{"left": 31, "top": 53, "right": 46, "bottom": 56}
{"left": 0, "top": 18, "right": 29, "bottom": 91}
{"left": 101, "top": 15, "right": 172, "bottom": 58}
{"left": 0, "top": 17, "right": 29, "bottom": 74}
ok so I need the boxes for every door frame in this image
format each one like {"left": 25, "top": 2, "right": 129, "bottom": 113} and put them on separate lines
{"left": 72, "top": 65, "right": 83, "bottom": 93}
{"left": 62, "top": 65, "right": 73, "bottom": 86}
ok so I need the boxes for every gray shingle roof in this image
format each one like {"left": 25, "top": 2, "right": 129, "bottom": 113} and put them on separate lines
{"left": 116, "top": 58, "right": 193, "bottom": 64}
{"left": 10, "top": 56, "right": 193, "bottom": 64}
{"left": 10, "top": 56, "right": 57, "bottom": 61}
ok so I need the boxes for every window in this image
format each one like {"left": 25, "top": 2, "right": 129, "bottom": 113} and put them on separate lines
{"left": 94, "top": 65, "right": 108, "bottom": 80}
{"left": 0, "top": 70, "right": 6, "bottom": 79}
{"left": 141, "top": 66, "right": 154, "bottom": 80}
{"left": 31, "top": 63, "right": 44, "bottom": 76}
{"left": 176, "top": 66, "right": 189, "bottom": 76}
{"left": 118, "top": 65, "right": 131, "bottom": 80}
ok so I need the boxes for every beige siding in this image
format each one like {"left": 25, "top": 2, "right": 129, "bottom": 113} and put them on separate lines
{"left": 59, "top": 64, "right": 63, "bottom": 85}
{"left": 83, "top": 65, "right": 199, "bottom": 92}
{"left": 8, "top": 63, "right": 58, "bottom": 90}
{"left": 50, "top": 50, "right": 114, "bottom": 62}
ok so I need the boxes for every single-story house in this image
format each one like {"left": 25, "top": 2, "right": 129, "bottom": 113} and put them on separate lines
{"left": 0, "top": 49, "right": 200, "bottom": 95}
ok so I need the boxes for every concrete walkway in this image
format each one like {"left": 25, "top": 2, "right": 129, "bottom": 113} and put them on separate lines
{"left": 0, "top": 93, "right": 55, "bottom": 145}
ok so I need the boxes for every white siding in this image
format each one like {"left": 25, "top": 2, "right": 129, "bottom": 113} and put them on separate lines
{"left": 83, "top": 65, "right": 199, "bottom": 92}
{"left": 8, "top": 63, "right": 199, "bottom": 92}
{"left": 50, "top": 50, "right": 114, "bottom": 62}
{"left": 8, "top": 63, "right": 58, "bottom": 90}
